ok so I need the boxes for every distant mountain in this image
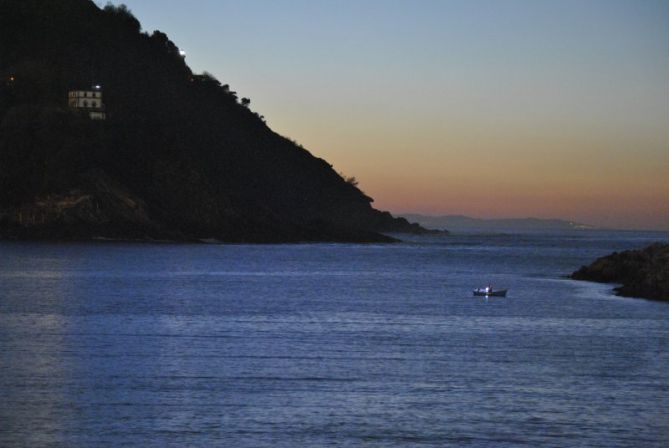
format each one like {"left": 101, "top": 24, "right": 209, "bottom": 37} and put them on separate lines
{"left": 401, "top": 214, "right": 596, "bottom": 233}
{"left": 0, "top": 0, "right": 427, "bottom": 242}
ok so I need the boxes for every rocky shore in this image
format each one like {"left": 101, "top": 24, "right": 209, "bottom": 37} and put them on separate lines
{"left": 571, "top": 243, "right": 669, "bottom": 301}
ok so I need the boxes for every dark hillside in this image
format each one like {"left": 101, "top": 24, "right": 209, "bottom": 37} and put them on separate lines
{"left": 0, "top": 0, "right": 428, "bottom": 242}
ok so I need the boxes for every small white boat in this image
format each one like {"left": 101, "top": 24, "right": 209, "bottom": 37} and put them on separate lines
{"left": 473, "top": 287, "right": 507, "bottom": 297}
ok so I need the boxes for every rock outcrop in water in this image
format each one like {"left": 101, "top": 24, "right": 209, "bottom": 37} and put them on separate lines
{"left": 0, "top": 0, "right": 431, "bottom": 242}
{"left": 571, "top": 243, "right": 669, "bottom": 301}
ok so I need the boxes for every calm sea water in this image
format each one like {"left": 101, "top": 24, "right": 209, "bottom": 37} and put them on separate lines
{"left": 1, "top": 231, "right": 668, "bottom": 447}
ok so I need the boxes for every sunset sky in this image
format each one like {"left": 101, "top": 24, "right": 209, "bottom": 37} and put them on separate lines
{"left": 96, "top": 0, "right": 669, "bottom": 230}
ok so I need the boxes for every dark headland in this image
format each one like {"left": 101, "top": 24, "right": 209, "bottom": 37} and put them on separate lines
{"left": 0, "top": 0, "right": 433, "bottom": 243}
{"left": 571, "top": 243, "right": 669, "bottom": 302}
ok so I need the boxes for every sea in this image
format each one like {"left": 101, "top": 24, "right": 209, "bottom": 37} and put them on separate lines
{"left": 1, "top": 230, "right": 668, "bottom": 447}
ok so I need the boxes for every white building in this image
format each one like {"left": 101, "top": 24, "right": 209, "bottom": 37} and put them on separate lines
{"left": 68, "top": 85, "right": 106, "bottom": 120}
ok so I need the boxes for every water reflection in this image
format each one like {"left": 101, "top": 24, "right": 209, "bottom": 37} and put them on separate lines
{"left": 0, "top": 313, "right": 71, "bottom": 447}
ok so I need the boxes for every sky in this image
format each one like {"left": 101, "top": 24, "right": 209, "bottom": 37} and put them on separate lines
{"left": 96, "top": 0, "right": 669, "bottom": 230}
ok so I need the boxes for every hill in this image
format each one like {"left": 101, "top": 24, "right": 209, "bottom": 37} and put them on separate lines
{"left": 402, "top": 214, "right": 594, "bottom": 233}
{"left": 0, "top": 0, "right": 427, "bottom": 242}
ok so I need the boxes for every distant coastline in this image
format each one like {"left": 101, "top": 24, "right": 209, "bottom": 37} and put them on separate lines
{"left": 400, "top": 214, "right": 597, "bottom": 233}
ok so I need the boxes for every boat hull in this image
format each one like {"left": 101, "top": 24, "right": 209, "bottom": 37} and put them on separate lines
{"left": 473, "top": 289, "right": 507, "bottom": 297}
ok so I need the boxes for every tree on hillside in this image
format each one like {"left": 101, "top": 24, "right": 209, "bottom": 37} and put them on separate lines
{"left": 102, "top": 2, "right": 140, "bottom": 33}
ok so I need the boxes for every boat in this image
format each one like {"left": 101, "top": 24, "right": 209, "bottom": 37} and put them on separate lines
{"left": 473, "top": 287, "right": 507, "bottom": 297}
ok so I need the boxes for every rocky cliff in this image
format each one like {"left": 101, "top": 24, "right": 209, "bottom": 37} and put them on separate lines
{"left": 571, "top": 243, "right": 669, "bottom": 301}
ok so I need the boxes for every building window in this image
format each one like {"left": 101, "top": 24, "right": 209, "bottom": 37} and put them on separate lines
{"left": 83, "top": 100, "right": 89, "bottom": 108}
